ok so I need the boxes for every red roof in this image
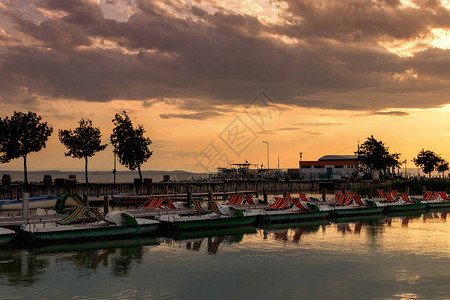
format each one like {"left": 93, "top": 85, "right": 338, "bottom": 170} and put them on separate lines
{"left": 300, "top": 160, "right": 357, "bottom": 166}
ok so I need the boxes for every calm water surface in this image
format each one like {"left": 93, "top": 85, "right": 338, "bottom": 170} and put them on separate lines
{"left": 1, "top": 210, "right": 450, "bottom": 299}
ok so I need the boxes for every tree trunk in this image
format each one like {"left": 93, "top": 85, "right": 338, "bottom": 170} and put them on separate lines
{"left": 23, "top": 155, "right": 28, "bottom": 185}
{"left": 138, "top": 165, "right": 143, "bottom": 182}
{"left": 85, "top": 157, "right": 89, "bottom": 183}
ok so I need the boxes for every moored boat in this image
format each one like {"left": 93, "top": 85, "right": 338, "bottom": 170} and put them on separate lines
{"left": 419, "top": 191, "right": 450, "bottom": 208}
{"left": 366, "top": 192, "right": 427, "bottom": 213}
{"left": 259, "top": 197, "right": 329, "bottom": 223}
{"left": 20, "top": 208, "right": 160, "bottom": 243}
{"left": 157, "top": 201, "right": 260, "bottom": 230}
{"left": 308, "top": 194, "right": 384, "bottom": 218}
{"left": 0, "top": 227, "right": 16, "bottom": 245}
{"left": 0, "top": 193, "right": 80, "bottom": 211}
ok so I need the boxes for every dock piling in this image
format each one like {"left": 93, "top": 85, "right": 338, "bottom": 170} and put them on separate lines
{"left": 103, "top": 195, "right": 109, "bottom": 214}
{"left": 22, "top": 192, "right": 30, "bottom": 219}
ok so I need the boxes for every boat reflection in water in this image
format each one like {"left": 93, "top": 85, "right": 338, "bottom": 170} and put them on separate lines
{"left": 261, "top": 219, "right": 329, "bottom": 243}
{"left": 0, "top": 237, "right": 160, "bottom": 286}
{"left": 159, "top": 225, "right": 257, "bottom": 254}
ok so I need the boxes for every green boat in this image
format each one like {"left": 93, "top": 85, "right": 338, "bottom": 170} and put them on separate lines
{"left": 20, "top": 210, "right": 160, "bottom": 243}
{"left": 423, "top": 201, "right": 450, "bottom": 209}
{"left": 158, "top": 214, "right": 258, "bottom": 230}
{"left": 328, "top": 207, "right": 384, "bottom": 218}
{"left": 308, "top": 202, "right": 384, "bottom": 219}
{"left": 157, "top": 205, "right": 259, "bottom": 231}
{"left": 365, "top": 200, "right": 427, "bottom": 213}
{"left": 259, "top": 210, "right": 329, "bottom": 223}
{"left": 0, "top": 227, "right": 15, "bottom": 246}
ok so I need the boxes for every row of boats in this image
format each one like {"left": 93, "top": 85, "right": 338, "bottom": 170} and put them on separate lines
{"left": 0, "top": 189, "right": 449, "bottom": 246}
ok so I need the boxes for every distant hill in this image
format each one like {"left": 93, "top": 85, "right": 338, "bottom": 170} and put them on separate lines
{"left": 0, "top": 170, "right": 207, "bottom": 184}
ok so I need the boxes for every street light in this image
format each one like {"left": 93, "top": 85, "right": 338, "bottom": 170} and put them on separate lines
{"left": 403, "top": 159, "right": 407, "bottom": 178}
{"left": 262, "top": 141, "right": 269, "bottom": 169}
{"left": 299, "top": 152, "right": 303, "bottom": 179}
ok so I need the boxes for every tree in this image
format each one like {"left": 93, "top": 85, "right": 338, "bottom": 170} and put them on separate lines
{"left": 437, "top": 160, "right": 449, "bottom": 178}
{"left": 413, "top": 149, "right": 443, "bottom": 178}
{"left": 355, "top": 136, "right": 401, "bottom": 176}
{"left": 0, "top": 111, "right": 53, "bottom": 184}
{"left": 110, "top": 112, "right": 152, "bottom": 182}
{"left": 59, "top": 119, "right": 108, "bottom": 183}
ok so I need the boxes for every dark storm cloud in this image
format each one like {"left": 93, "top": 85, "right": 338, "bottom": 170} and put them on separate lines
{"left": 0, "top": 0, "right": 450, "bottom": 114}
{"left": 278, "top": 0, "right": 450, "bottom": 42}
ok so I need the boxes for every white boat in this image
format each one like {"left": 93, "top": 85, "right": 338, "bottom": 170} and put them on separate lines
{"left": 157, "top": 202, "right": 261, "bottom": 230}
{"left": 0, "top": 194, "right": 78, "bottom": 211}
{"left": 0, "top": 227, "right": 15, "bottom": 245}
{"left": 20, "top": 209, "right": 160, "bottom": 243}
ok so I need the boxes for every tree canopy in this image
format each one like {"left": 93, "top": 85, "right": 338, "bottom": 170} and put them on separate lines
{"left": 59, "top": 119, "right": 108, "bottom": 183}
{"left": 110, "top": 112, "right": 152, "bottom": 181}
{"left": 437, "top": 160, "right": 449, "bottom": 178}
{"left": 414, "top": 149, "right": 444, "bottom": 177}
{"left": 355, "top": 136, "right": 401, "bottom": 175}
{"left": 0, "top": 111, "right": 53, "bottom": 184}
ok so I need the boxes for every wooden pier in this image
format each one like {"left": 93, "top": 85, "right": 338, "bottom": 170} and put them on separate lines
{"left": 0, "top": 179, "right": 376, "bottom": 200}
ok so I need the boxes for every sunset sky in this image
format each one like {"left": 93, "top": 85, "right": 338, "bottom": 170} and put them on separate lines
{"left": 1, "top": 0, "right": 450, "bottom": 173}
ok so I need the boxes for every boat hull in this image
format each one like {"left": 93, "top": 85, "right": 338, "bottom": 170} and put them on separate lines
{"left": 424, "top": 202, "right": 450, "bottom": 209}
{"left": 162, "top": 216, "right": 257, "bottom": 231}
{"left": 384, "top": 204, "right": 427, "bottom": 212}
{"left": 0, "top": 228, "right": 16, "bottom": 245}
{"left": 0, "top": 234, "right": 14, "bottom": 245}
{"left": 0, "top": 196, "right": 78, "bottom": 210}
{"left": 259, "top": 211, "right": 329, "bottom": 223}
{"left": 21, "top": 223, "right": 159, "bottom": 243}
{"left": 328, "top": 207, "right": 384, "bottom": 218}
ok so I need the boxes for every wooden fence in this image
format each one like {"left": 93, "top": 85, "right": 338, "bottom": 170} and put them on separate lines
{"left": 0, "top": 179, "right": 380, "bottom": 200}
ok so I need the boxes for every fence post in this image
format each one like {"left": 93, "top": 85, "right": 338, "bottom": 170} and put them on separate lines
{"left": 103, "top": 195, "right": 109, "bottom": 214}
{"left": 22, "top": 192, "right": 30, "bottom": 219}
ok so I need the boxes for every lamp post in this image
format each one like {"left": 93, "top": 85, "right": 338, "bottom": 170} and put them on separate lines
{"left": 299, "top": 152, "right": 303, "bottom": 179}
{"left": 113, "top": 152, "right": 117, "bottom": 185}
{"left": 403, "top": 159, "right": 407, "bottom": 178}
{"left": 262, "top": 141, "right": 269, "bottom": 170}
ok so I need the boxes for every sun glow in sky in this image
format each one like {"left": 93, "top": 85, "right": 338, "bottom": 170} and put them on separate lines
{"left": 1, "top": 0, "right": 450, "bottom": 172}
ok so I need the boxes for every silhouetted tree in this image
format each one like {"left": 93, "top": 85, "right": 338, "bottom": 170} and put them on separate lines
{"left": 59, "top": 119, "right": 107, "bottom": 183}
{"left": 437, "top": 160, "right": 449, "bottom": 178}
{"left": 413, "top": 149, "right": 443, "bottom": 178}
{"left": 355, "top": 136, "right": 401, "bottom": 176}
{"left": 110, "top": 112, "right": 152, "bottom": 182}
{"left": 0, "top": 111, "right": 53, "bottom": 184}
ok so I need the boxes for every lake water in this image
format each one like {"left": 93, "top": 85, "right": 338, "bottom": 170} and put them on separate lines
{"left": 1, "top": 210, "right": 450, "bottom": 299}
